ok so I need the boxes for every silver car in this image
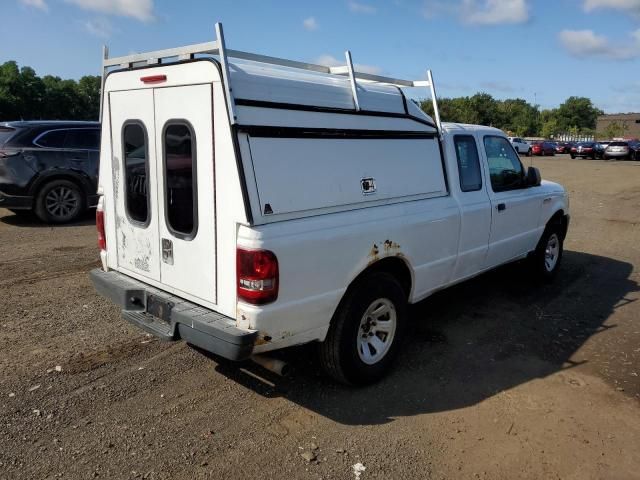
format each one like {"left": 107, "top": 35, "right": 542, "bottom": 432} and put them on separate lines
{"left": 603, "top": 141, "right": 632, "bottom": 160}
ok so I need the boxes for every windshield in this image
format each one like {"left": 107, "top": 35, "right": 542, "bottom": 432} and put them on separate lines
{"left": 609, "top": 141, "right": 628, "bottom": 147}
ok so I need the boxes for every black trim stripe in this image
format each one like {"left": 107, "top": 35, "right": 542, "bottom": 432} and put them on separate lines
{"left": 234, "top": 98, "right": 437, "bottom": 129}
{"left": 238, "top": 125, "right": 438, "bottom": 140}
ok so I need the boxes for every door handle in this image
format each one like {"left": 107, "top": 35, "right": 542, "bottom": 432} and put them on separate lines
{"left": 497, "top": 203, "right": 506, "bottom": 212}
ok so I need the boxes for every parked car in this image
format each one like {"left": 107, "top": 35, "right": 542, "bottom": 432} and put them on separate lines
{"left": 555, "top": 142, "right": 573, "bottom": 154}
{"left": 91, "top": 26, "right": 569, "bottom": 385}
{"left": 0, "top": 121, "right": 100, "bottom": 223}
{"left": 570, "top": 142, "right": 602, "bottom": 159}
{"left": 603, "top": 141, "right": 633, "bottom": 160}
{"left": 508, "top": 137, "right": 531, "bottom": 156}
{"left": 531, "top": 141, "right": 556, "bottom": 156}
{"left": 628, "top": 140, "right": 640, "bottom": 160}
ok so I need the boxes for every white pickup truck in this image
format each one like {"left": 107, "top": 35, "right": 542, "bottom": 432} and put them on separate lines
{"left": 508, "top": 137, "right": 531, "bottom": 156}
{"left": 91, "top": 24, "right": 569, "bottom": 384}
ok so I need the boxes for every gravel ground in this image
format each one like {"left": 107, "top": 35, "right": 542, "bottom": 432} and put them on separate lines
{"left": 0, "top": 156, "right": 639, "bottom": 479}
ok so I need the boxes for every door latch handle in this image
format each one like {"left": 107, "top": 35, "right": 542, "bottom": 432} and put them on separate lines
{"left": 497, "top": 203, "right": 506, "bottom": 212}
{"left": 162, "top": 238, "right": 174, "bottom": 265}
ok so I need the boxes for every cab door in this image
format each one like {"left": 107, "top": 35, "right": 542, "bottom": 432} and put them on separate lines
{"left": 480, "top": 135, "right": 543, "bottom": 268}
{"left": 449, "top": 134, "right": 492, "bottom": 281}
{"left": 154, "top": 84, "right": 217, "bottom": 304}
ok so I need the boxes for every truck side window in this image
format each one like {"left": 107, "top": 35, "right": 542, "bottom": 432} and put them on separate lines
{"left": 454, "top": 135, "right": 482, "bottom": 192}
{"left": 122, "top": 122, "right": 150, "bottom": 225}
{"left": 483, "top": 136, "right": 525, "bottom": 192}
{"left": 163, "top": 122, "right": 197, "bottom": 239}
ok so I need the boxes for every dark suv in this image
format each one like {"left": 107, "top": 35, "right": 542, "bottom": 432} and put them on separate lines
{"left": 0, "top": 121, "right": 100, "bottom": 223}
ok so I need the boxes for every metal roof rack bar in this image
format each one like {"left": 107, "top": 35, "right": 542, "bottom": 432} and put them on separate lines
{"left": 99, "top": 21, "right": 443, "bottom": 132}
{"left": 344, "top": 51, "right": 360, "bottom": 111}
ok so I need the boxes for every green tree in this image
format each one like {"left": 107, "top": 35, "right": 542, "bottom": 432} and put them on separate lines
{"left": 0, "top": 61, "right": 101, "bottom": 121}
{"left": 555, "top": 96, "right": 603, "bottom": 132}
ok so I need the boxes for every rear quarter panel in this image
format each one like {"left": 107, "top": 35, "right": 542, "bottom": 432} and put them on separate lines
{"left": 237, "top": 197, "right": 460, "bottom": 351}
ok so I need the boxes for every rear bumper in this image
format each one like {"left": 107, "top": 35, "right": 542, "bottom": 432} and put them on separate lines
{"left": 0, "top": 191, "right": 33, "bottom": 209}
{"left": 90, "top": 268, "right": 257, "bottom": 361}
{"left": 604, "top": 151, "right": 630, "bottom": 158}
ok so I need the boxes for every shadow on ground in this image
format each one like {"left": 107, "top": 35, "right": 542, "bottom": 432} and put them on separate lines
{"left": 210, "top": 250, "right": 638, "bottom": 425}
{"left": 0, "top": 208, "right": 95, "bottom": 228}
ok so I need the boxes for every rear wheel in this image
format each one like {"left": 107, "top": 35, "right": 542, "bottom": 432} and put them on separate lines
{"left": 34, "top": 179, "right": 85, "bottom": 224}
{"left": 318, "top": 272, "right": 407, "bottom": 385}
{"left": 570, "top": 154, "right": 576, "bottom": 159}
{"left": 527, "top": 149, "right": 532, "bottom": 157}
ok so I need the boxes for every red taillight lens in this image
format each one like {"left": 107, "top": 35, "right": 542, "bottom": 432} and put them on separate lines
{"left": 96, "top": 208, "right": 106, "bottom": 251}
{"left": 237, "top": 248, "right": 279, "bottom": 305}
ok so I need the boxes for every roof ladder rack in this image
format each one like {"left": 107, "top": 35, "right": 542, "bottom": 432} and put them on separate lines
{"left": 99, "top": 22, "right": 443, "bottom": 132}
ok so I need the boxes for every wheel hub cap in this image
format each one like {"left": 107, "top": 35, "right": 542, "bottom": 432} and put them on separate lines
{"left": 357, "top": 298, "right": 397, "bottom": 365}
{"left": 45, "top": 186, "right": 79, "bottom": 219}
{"left": 544, "top": 233, "right": 560, "bottom": 272}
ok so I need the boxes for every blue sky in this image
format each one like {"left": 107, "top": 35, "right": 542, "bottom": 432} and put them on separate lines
{"left": 3, "top": 0, "right": 640, "bottom": 112}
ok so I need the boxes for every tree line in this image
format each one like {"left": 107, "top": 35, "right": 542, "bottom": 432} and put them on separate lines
{"left": 0, "top": 60, "right": 613, "bottom": 139}
{"left": 0, "top": 61, "right": 100, "bottom": 122}
{"left": 420, "top": 94, "right": 604, "bottom": 138}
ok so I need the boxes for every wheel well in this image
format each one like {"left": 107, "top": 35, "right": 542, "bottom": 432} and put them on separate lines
{"left": 348, "top": 257, "right": 413, "bottom": 300}
{"left": 32, "top": 174, "right": 90, "bottom": 199}
{"left": 548, "top": 209, "right": 568, "bottom": 240}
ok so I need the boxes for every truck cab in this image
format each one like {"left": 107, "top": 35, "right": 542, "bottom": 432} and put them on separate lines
{"left": 91, "top": 24, "right": 569, "bottom": 385}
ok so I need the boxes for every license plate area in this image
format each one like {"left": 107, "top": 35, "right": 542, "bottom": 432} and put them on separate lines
{"left": 146, "top": 294, "right": 174, "bottom": 323}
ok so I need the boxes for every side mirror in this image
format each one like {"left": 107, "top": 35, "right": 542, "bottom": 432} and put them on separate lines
{"left": 527, "top": 166, "right": 542, "bottom": 187}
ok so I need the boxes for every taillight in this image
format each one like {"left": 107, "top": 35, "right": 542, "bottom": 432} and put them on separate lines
{"left": 140, "top": 74, "right": 167, "bottom": 84}
{"left": 237, "top": 248, "right": 279, "bottom": 305}
{"left": 0, "top": 148, "right": 19, "bottom": 158}
{"left": 96, "top": 207, "right": 106, "bottom": 251}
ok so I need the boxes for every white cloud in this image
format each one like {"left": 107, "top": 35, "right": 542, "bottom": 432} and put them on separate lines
{"left": 583, "top": 0, "right": 640, "bottom": 15}
{"left": 64, "top": 0, "right": 155, "bottom": 22}
{"left": 83, "top": 17, "right": 113, "bottom": 38}
{"left": 20, "top": 0, "right": 48, "bottom": 11}
{"left": 348, "top": 1, "right": 377, "bottom": 14}
{"left": 461, "top": 0, "right": 529, "bottom": 24}
{"left": 303, "top": 17, "right": 319, "bottom": 31}
{"left": 423, "top": 0, "right": 529, "bottom": 25}
{"left": 559, "top": 29, "right": 640, "bottom": 60}
{"left": 315, "top": 54, "right": 382, "bottom": 75}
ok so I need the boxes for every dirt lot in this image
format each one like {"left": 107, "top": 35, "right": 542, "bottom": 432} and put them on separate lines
{"left": 0, "top": 156, "right": 639, "bottom": 479}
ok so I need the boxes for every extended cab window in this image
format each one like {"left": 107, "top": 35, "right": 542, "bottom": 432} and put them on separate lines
{"left": 164, "top": 122, "right": 197, "bottom": 238}
{"left": 483, "top": 136, "right": 525, "bottom": 192}
{"left": 454, "top": 135, "right": 482, "bottom": 192}
{"left": 122, "top": 122, "right": 150, "bottom": 225}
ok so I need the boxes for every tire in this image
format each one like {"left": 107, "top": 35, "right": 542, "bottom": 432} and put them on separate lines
{"left": 527, "top": 149, "right": 532, "bottom": 157}
{"left": 591, "top": 152, "right": 596, "bottom": 160}
{"left": 530, "top": 221, "right": 564, "bottom": 281}
{"left": 34, "top": 179, "right": 85, "bottom": 224}
{"left": 318, "top": 272, "right": 407, "bottom": 385}
{"left": 570, "top": 154, "right": 575, "bottom": 159}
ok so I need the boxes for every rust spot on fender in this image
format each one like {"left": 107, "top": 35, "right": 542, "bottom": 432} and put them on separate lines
{"left": 383, "top": 239, "right": 401, "bottom": 251}
{"left": 254, "top": 336, "right": 270, "bottom": 346}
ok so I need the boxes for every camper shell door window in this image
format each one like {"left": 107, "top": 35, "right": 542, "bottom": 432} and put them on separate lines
{"left": 162, "top": 121, "right": 198, "bottom": 240}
